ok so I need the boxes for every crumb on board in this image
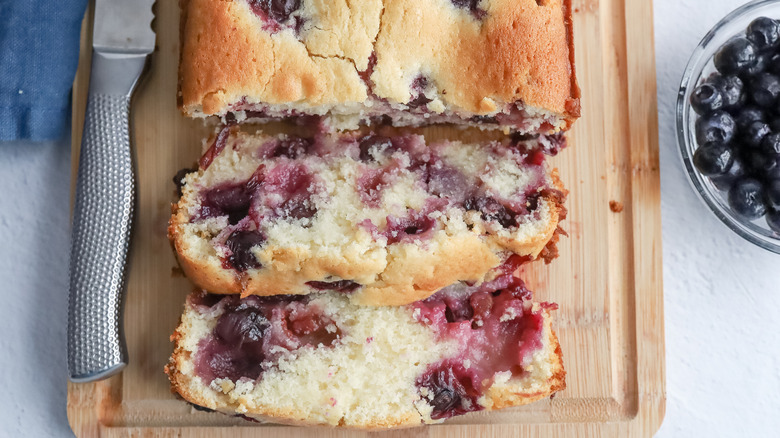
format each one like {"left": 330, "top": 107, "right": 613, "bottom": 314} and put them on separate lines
{"left": 609, "top": 200, "right": 624, "bottom": 213}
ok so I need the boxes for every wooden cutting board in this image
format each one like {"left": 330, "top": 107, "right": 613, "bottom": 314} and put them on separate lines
{"left": 67, "top": 0, "right": 665, "bottom": 436}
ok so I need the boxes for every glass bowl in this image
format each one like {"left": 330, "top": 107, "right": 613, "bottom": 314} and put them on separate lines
{"left": 677, "top": 0, "right": 780, "bottom": 253}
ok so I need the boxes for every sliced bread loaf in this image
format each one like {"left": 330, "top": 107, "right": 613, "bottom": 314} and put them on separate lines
{"left": 169, "top": 128, "right": 567, "bottom": 305}
{"left": 166, "top": 266, "right": 565, "bottom": 428}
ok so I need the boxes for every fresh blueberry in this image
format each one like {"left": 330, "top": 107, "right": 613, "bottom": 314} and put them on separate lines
{"left": 750, "top": 73, "right": 780, "bottom": 107}
{"left": 764, "top": 157, "right": 780, "bottom": 180}
{"left": 743, "top": 53, "right": 770, "bottom": 77}
{"left": 742, "top": 121, "right": 771, "bottom": 148}
{"left": 747, "top": 17, "right": 780, "bottom": 51}
{"left": 711, "top": 156, "right": 746, "bottom": 191}
{"left": 743, "top": 149, "right": 778, "bottom": 176}
{"left": 734, "top": 106, "right": 766, "bottom": 130}
{"left": 769, "top": 53, "right": 780, "bottom": 74}
{"left": 690, "top": 83, "right": 723, "bottom": 115}
{"left": 767, "top": 210, "right": 780, "bottom": 232}
{"left": 762, "top": 132, "right": 780, "bottom": 155}
{"left": 765, "top": 179, "right": 780, "bottom": 211}
{"left": 728, "top": 177, "right": 767, "bottom": 219}
{"left": 714, "top": 37, "right": 758, "bottom": 74}
{"left": 693, "top": 142, "right": 734, "bottom": 176}
{"left": 769, "top": 118, "right": 780, "bottom": 133}
{"left": 225, "top": 230, "right": 265, "bottom": 272}
{"left": 711, "top": 75, "right": 745, "bottom": 108}
{"left": 695, "top": 110, "right": 736, "bottom": 144}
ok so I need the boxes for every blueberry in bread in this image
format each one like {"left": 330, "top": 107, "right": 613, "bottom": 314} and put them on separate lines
{"left": 178, "top": 0, "right": 580, "bottom": 133}
{"left": 165, "top": 267, "right": 565, "bottom": 428}
{"left": 168, "top": 127, "right": 567, "bottom": 306}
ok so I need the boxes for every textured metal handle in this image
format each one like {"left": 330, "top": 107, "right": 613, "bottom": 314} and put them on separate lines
{"left": 68, "top": 52, "right": 147, "bottom": 382}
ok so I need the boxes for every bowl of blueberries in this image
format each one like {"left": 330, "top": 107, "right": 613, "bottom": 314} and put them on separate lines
{"left": 678, "top": 0, "right": 780, "bottom": 253}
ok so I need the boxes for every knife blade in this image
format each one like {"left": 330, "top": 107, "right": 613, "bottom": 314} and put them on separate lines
{"left": 68, "top": 0, "right": 156, "bottom": 383}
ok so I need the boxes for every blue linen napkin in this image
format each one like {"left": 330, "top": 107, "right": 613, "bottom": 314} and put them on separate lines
{"left": 0, "top": 0, "right": 88, "bottom": 141}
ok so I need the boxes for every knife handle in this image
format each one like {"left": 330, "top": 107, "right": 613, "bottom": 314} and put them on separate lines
{"left": 68, "top": 52, "right": 148, "bottom": 383}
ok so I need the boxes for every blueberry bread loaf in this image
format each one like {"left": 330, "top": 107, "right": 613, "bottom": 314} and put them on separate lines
{"left": 165, "top": 269, "right": 565, "bottom": 428}
{"left": 168, "top": 128, "right": 567, "bottom": 306}
{"left": 178, "top": 0, "right": 580, "bottom": 134}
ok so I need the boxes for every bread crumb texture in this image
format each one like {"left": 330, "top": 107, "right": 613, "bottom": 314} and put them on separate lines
{"left": 166, "top": 291, "right": 565, "bottom": 428}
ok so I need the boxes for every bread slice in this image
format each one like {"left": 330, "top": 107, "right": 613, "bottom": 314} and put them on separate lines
{"left": 165, "top": 270, "right": 565, "bottom": 428}
{"left": 168, "top": 127, "right": 567, "bottom": 306}
{"left": 178, "top": 0, "right": 580, "bottom": 134}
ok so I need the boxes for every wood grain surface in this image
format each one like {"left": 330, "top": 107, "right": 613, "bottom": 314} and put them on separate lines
{"left": 67, "top": 0, "right": 665, "bottom": 436}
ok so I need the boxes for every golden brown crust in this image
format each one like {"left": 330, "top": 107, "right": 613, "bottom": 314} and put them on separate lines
{"left": 179, "top": 0, "right": 368, "bottom": 115}
{"left": 168, "top": 202, "right": 559, "bottom": 306}
{"left": 178, "top": 0, "right": 579, "bottom": 130}
{"left": 373, "top": 0, "right": 578, "bottom": 119}
{"left": 351, "top": 235, "right": 501, "bottom": 306}
{"left": 244, "top": 233, "right": 502, "bottom": 306}
{"left": 562, "top": 0, "right": 582, "bottom": 124}
{"left": 536, "top": 169, "right": 569, "bottom": 264}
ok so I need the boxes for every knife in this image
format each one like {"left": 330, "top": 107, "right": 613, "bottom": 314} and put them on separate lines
{"left": 68, "top": 0, "right": 156, "bottom": 383}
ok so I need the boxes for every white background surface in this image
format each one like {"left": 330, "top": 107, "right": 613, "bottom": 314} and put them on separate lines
{"left": 1, "top": 0, "right": 779, "bottom": 436}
